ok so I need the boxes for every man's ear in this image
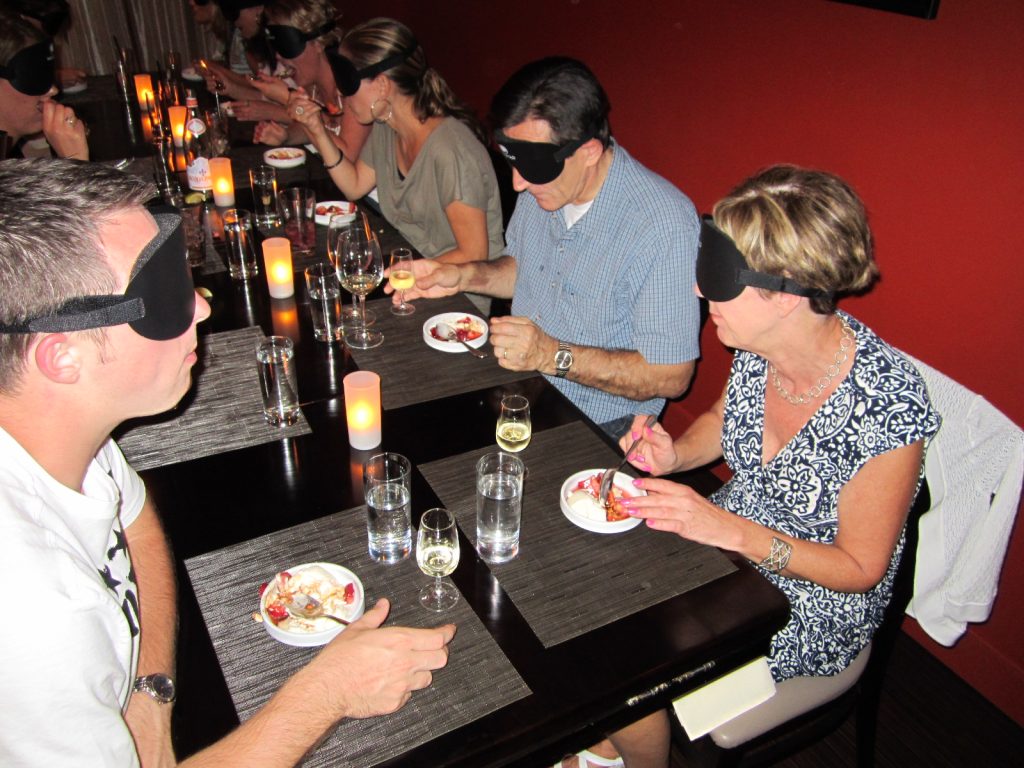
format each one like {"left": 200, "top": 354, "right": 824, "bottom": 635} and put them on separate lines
{"left": 33, "top": 333, "right": 83, "bottom": 384}
{"left": 580, "top": 137, "right": 604, "bottom": 168}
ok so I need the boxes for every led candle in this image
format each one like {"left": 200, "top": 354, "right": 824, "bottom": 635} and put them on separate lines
{"left": 343, "top": 372, "right": 381, "bottom": 450}
{"left": 133, "top": 74, "right": 153, "bottom": 110}
{"left": 261, "top": 237, "right": 294, "bottom": 299}
{"left": 209, "top": 157, "right": 235, "bottom": 206}
{"left": 168, "top": 105, "right": 187, "bottom": 147}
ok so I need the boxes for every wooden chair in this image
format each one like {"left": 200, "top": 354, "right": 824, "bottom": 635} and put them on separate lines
{"left": 674, "top": 483, "right": 931, "bottom": 767}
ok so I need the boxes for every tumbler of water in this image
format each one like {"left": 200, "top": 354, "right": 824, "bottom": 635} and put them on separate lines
{"left": 363, "top": 453, "right": 413, "bottom": 563}
{"left": 475, "top": 452, "right": 525, "bottom": 563}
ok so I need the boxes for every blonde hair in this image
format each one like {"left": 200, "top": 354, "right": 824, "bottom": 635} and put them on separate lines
{"left": 713, "top": 165, "right": 878, "bottom": 314}
{"left": 264, "top": 0, "right": 341, "bottom": 47}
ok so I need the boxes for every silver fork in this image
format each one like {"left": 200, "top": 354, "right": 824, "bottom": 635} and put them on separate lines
{"left": 599, "top": 414, "right": 657, "bottom": 506}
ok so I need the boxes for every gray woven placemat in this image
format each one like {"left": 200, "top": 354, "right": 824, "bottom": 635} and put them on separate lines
{"left": 420, "top": 421, "right": 738, "bottom": 648}
{"left": 184, "top": 507, "right": 530, "bottom": 768}
{"left": 116, "top": 327, "right": 310, "bottom": 471}
{"left": 348, "top": 293, "right": 533, "bottom": 409}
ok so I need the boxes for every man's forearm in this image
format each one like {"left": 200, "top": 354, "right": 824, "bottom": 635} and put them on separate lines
{"left": 557, "top": 345, "right": 695, "bottom": 401}
{"left": 461, "top": 256, "right": 517, "bottom": 299}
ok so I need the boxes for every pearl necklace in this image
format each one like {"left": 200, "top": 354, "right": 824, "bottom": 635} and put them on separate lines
{"left": 770, "top": 315, "right": 856, "bottom": 406}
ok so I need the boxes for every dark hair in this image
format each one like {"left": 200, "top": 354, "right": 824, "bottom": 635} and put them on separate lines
{"left": 0, "top": 11, "right": 45, "bottom": 66}
{"left": 341, "top": 17, "right": 484, "bottom": 142}
{"left": 0, "top": 160, "right": 155, "bottom": 391}
{"left": 490, "top": 56, "right": 611, "bottom": 148}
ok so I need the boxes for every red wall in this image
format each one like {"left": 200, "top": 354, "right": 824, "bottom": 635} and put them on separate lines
{"left": 350, "top": 0, "right": 1024, "bottom": 723}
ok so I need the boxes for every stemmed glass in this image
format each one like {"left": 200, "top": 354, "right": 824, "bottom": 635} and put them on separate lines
{"left": 337, "top": 226, "right": 384, "bottom": 349}
{"left": 310, "top": 83, "right": 344, "bottom": 136}
{"left": 388, "top": 247, "right": 416, "bottom": 316}
{"left": 327, "top": 214, "right": 374, "bottom": 327}
{"left": 416, "top": 508, "right": 460, "bottom": 611}
{"left": 495, "top": 395, "right": 532, "bottom": 452}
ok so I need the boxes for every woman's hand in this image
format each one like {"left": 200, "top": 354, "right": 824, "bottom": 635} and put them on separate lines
{"left": 230, "top": 99, "right": 289, "bottom": 123}
{"left": 41, "top": 101, "right": 89, "bottom": 160}
{"left": 253, "top": 120, "right": 289, "bottom": 146}
{"left": 287, "top": 89, "right": 328, "bottom": 139}
{"left": 623, "top": 478, "right": 746, "bottom": 550}
{"left": 619, "top": 416, "right": 680, "bottom": 476}
{"left": 250, "top": 72, "right": 291, "bottom": 106}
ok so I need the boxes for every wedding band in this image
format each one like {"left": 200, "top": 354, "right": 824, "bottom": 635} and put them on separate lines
{"left": 519, "top": 352, "right": 525, "bottom": 361}
{"left": 295, "top": 106, "right": 304, "bottom": 115}
{"left": 65, "top": 117, "right": 75, "bottom": 125}
{"left": 503, "top": 348, "right": 508, "bottom": 360}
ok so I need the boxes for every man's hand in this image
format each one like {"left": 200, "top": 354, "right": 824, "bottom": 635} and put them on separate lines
{"left": 385, "top": 259, "right": 462, "bottom": 301}
{"left": 309, "top": 598, "right": 456, "bottom": 718}
{"left": 488, "top": 315, "right": 556, "bottom": 371}
{"left": 41, "top": 101, "right": 88, "bottom": 160}
{"left": 253, "top": 120, "right": 289, "bottom": 146}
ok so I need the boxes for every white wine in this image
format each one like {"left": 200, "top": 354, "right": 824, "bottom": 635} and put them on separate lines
{"left": 340, "top": 273, "right": 380, "bottom": 296}
{"left": 496, "top": 422, "right": 531, "bottom": 452}
{"left": 389, "top": 269, "right": 414, "bottom": 291}
{"left": 417, "top": 544, "right": 459, "bottom": 578}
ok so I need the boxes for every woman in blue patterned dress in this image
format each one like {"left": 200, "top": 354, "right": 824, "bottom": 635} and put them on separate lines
{"left": 620, "top": 165, "right": 940, "bottom": 689}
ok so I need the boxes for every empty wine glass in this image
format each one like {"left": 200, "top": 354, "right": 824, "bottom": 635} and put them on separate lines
{"left": 327, "top": 214, "right": 375, "bottom": 327}
{"left": 389, "top": 247, "right": 415, "bottom": 316}
{"left": 416, "top": 507, "right": 460, "bottom": 611}
{"left": 337, "top": 226, "right": 384, "bottom": 349}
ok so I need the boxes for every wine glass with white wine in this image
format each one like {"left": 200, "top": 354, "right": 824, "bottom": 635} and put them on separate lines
{"left": 328, "top": 214, "right": 375, "bottom": 327}
{"left": 337, "top": 226, "right": 384, "bottom": 349}
{"left": 496, "top": 394, "right": 531, "bottom": 452}
{"left": 416, "top": 507, "right": 460, "bottom": 611}
{"left": 389, "top": 247, "right": 416, "bottom": 315}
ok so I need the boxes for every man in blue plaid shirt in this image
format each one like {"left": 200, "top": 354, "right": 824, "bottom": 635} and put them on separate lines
{"left": 393, "top": 57, "right": 700, "bottom": 439}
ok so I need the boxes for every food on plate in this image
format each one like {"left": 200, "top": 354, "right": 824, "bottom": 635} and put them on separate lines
{"left": 266, "top": 148, "right": 304, "bottom": 161}
{"left": 315, "top": 202, "right": 354, "bottom": 217}
{"left": 430, "top": 315, "right": 484, "bottom": 342}
{"left": 566, "top": 472, "right": 634, "bottom": 522}
{"left": 259, "top": 565, "right": 356, "bottom": 633}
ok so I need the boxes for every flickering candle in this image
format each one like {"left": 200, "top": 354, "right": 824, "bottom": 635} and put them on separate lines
{"left": 168, "top": 105, "right": 187, "bottom": 147}
{"left": 209, "top": 157, "right": 235, "bottom": 206}
{"left": 343, "top": 371, "right": 382, "bottom": 450}
{"left": 261, "top": 237, "right": 294, "bottom": 299}
{"left": 133, "top": 74, "right": 154, "bottom": 110}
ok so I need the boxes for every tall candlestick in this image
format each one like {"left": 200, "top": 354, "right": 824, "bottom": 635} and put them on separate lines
{"left": 343, "top": 372, "right": 382, "bottom": 450}
{"left": 209, "top": 157, "right": 235, "bottom": 206}
{"left": 261, "top": 237, "right": 294, "bottom": 299}
{"left": 168, "top": 105, "right": 187, "bottom": 147}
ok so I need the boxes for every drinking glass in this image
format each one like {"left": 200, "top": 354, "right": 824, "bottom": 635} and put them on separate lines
{"left": 249, "top": 165, "right": 280, "bottom": 228}
{"left": 327, "top": 214, "right": 375, "bottom": 326}
{"left": 363, "top": 453, "right": 413, "bottom": 563}
{"left": 388, "top": 247, "right": 416, "bottom": 316}
{"left": 277, "top": 187, "right": 317, "bottom": 256}
{"left": 475, "top": 452, "right": 524, "bottom": 563}
{"left": 337, "top": 227, "right": 384, "bottom": 349}
{"left": 310, "top": 83, "right": 344, "bottom": 136}
{"left": 222, "top": 208, "right": 260, "bottom": 280}
{"left": 495, "top": 395, "right": 531, "bottom": 452}
{"left": 417, "top": 508, "right": 460, "bottom": 611}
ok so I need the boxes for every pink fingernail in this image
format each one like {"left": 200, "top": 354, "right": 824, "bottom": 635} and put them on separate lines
{"left": 632, "top": 478, "right": 643, "bottom": 487}
{"left": 631, "top": 430, "right": 639, "bottom": 440}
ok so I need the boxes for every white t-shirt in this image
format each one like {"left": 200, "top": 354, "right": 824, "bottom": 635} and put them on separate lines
{"left": 0, "top": 427, "right": 146, "bottom": 766}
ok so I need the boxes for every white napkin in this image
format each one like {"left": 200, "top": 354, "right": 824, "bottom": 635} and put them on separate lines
{"left": 672, "top": 656, "right": 776, "bottom": 739}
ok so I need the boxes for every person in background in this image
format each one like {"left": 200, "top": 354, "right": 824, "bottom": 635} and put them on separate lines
{"left": 0, "top": 11, "right": 87, "bottom": 160}
{"left": 198, "top": 1, "right": 278, "bottom": 107}
{"left": 186, "top": 0, "right": 232, "bottom": 67}
{"left": 289, "top": 17, "right": 504, "bottom": 272}
{"left": 9, "top": 0, "right": 85, "bottom": 88}
{"left": 0, "top": 159, "right": 455, "bottom": 767}
{"left": 612, "top": 165, "right": 940, "bottom": 765}
{"left": 394, "top": 57, "right": 699, "bottom": 443}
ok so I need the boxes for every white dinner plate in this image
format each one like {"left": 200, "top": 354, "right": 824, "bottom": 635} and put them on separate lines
{"left": 61, "top": 81, "right": 87, "bottom": 94}
{"left": 423, "top": 313, "right": 489, "bottom": 353}
{"left": 182, "top": 67, "right": 203, "bottom": 82}
{"left": 259, "top": 562, "right": 365, "bottom": 647}
{"left": 263, "top": 147, "right": 306, "bottom": 169}
{"left": 314, "top": 200, "right": 357, "bottom": 226}
{"left": 559, "top": 469, "right": 644, "bottom": 534}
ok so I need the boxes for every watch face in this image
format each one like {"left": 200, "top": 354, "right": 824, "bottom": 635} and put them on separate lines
{"left": 139, "top": 673, "right": 176, "bottom": 703}
{"left": 555, "top": 349, "right": 573, "bottom": 369}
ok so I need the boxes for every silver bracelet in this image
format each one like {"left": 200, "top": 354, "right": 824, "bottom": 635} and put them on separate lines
{"left": 758, "top": 536, "right": 793, "bottom": 573}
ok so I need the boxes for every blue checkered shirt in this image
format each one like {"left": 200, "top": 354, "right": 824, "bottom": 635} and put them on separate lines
{"left": 508, "top": 143, "right": 700, "bottom": 424}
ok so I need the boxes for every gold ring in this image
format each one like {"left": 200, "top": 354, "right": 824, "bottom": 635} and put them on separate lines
{"left": 66, "top": 117, "right": 75, "bottom": 125}
{"left": 503, "top": 348, "right": 508, "bottom": 360}
{"left": 519, "top": 352, "right": 525, "bottom": 361}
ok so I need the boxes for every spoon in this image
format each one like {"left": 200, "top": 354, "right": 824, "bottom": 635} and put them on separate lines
{"left": 435, "top": 321, "right": 488, "bottom": 359}
{"left": 283, "top": 592, "right": 351, "bottom": 626}
{"left": 599, "top": 414, "right": 658, "bottom": 507}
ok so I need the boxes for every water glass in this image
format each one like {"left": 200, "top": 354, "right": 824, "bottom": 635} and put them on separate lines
{"left": 277, "top": 186, "right": 316, "bottom": 256}
{"left": 255, "top": 336, "right": 300, "bottom": 426}
{"left": 475, "top": 452, "right": 525, "bottom": 563}
{"left": 304, "top": 263, "right": 343, "bottom": 342}
{"left": 222, "top": 209, "right": 259, "bottom": 280}
{"left": 495, "top": 395, "right": 531, "bottom": 452}
{"left": 363, "top": 453, "right": 413, "bottom": 563}
{"left": 249, "top": 165, "right": 279, "bottom": 227}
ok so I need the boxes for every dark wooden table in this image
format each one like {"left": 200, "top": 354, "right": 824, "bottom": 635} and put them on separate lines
{"left": 75, "top": 79, "right": 789, "bottom": 766}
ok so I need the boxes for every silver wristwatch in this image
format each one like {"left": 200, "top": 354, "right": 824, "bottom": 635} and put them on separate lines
{"left": 133, "top": 673, "right": 176, "bottom": 704}
{"left": 554, "top": 341, "right": 573, "bottom": 379}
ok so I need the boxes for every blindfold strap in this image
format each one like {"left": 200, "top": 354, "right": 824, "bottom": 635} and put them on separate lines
{"left": 736, "top": 269, "right": 833, "bottom": 299}
{"left": 0, "top": 295, "right": 144, "bottom": 334}
{"left": 357, "top": 40, "right": 417, "bottom": 80}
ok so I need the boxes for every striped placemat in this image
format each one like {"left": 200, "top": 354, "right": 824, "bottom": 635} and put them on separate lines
{"left": 420, "top": 421, "right": 737, "bottom": 647}
{"left": 185, "top": 506, "right": 530, "bottom": 767}
{"left": 115, "top": 327, "right": 310, "bottom": 470}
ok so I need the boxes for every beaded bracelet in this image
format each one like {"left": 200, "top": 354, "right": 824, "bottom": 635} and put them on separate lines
{"left": 323, "top": 149, "right": 345, "bottom": 171}
{"left": 758, "top": 536, "right": 793, "bottom": 573}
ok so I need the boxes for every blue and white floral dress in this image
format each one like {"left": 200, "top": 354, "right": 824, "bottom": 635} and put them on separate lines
{"left": 711, "top": 312, "right": 940, "bottom": 681}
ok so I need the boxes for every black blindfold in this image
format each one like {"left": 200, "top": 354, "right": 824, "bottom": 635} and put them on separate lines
{"left": 265, "top": 21, "right": 335, "bottom": 60}
{"left": 494, "top": 128, "right": 595, "bottom": 185}
{"left": 326, "top": 42, "right": 417, "bottom": 97}
{"left": 0, "top": 207, "right": 197, "bottom": 341}
{"left": 696, "top": 217, "right": 833, "bottom": 303}
{"left": 0, "top": 40, "right": 55, "bottom": 96}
